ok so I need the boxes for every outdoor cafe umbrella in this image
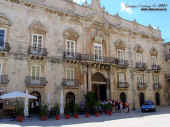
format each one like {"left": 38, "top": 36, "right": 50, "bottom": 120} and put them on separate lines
{"left": 0, "top": 91, "right": 37, "bottom": 117}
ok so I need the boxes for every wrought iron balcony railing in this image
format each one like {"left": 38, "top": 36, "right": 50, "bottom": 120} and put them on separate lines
{"left": 62, "top": 79, "right": 79, "bottom": 88}
{"left": 25, "top": 76, "right": 48, "bottom": 87}
{"left": 166, "top": 54, "right": 170, "bottom": 61}
{"left": 0, "top": 42, "right": 10, "bottom": 53}
{"left": 136, "top": 62, "right": 147, "bottom": 70}
{"left": 117, "top": 82, "right": 129, "bottom": 88}
{"left": 137, "top": 83, "right": 147, "bottom": 90}
{"left": 152, "top": 65, "right": 161, "bottom": 72}
{"left": 63, "top": 52, "right": 117, "bottom": 65}
{"left": 115, "top": 59, "right": 129, "bottom": 68}
{"left": 28, "top": 46, "right": 48, "bottom": 57}
{"left": 0, "top": 75, "right": 9, "bottom": 84}
{"left": 63, "top": 52, "right": 81, "bottom": 61}
{"left": 153, "top": 83, "right": 161, "bottom": 90}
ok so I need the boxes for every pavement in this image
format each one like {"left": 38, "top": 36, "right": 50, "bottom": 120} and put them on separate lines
{"left": 0, "top": 107, "right": 170, "bottom": 127}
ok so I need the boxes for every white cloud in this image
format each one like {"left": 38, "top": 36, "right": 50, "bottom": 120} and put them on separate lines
{"left": 121, "top": 2, "right": 133, "bottom": 14}
{"left": 73, "top": 0, "right": 86, "bottom": 4}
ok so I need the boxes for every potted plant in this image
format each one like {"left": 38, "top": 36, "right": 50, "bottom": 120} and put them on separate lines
{"left": 73, "top": 104, "right": 80, "bottom": 119}
{"left": 64, "top": 104, "right": 71, "bottom": 119}
{"left": 16, "top": 101, "right": 24, "bottom": 122}
{"left": 40, "top": 104, "right": 48, "bottom": 121}
{"left": 84, "top": 106, "right": 90, "bottom": 118}
{"left": 106, "top": 103, "right": 113, "bottom": 116}
{"left": 84, "top": 92, "right": 97, "bottom": 114}
{"left": 55, "top": 104, "right": 60, "bottom": 120}
{"left": 94, "top": 101, "right": 100, "bottom": 117}
{"left": 103, "top": 104, "right": 108, "bottom": 114}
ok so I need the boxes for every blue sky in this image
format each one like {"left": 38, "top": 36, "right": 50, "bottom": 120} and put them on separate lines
{"left": 73, "top": 0, "right": 170, "bottom": 42}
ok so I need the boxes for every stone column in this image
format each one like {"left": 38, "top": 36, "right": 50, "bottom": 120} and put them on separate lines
{"left": 88, "top": 66, "right": 92, "bottom": 91}
{"left": 109, "top": 67, "right": 114, "bottom": 100}
{"left": 60, "top": 88, "right": 64, "bottom": 114}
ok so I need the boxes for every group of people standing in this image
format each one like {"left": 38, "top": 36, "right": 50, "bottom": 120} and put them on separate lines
{"left": 100, "top": 99, "right": 129, "bottom": 113}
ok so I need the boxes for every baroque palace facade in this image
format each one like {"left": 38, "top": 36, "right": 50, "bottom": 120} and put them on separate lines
{"left": 0, "top": 0, "right": 169, "bottom": 112}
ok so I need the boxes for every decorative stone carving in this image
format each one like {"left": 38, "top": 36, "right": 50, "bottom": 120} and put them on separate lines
{"left": 114, "top": 39, "right": 126, "bottom": 49}
{"left": 29, "top": 20, "right": 47, "bottom": 34}
{"left": 0, "top": 13, "right": 11, "bottom": 26}
{"left": 134, "top": 44, "right": 143, "bottom": 53}
{"left": 63, "top": 28, "right": 79, "bottom": 40}
{"left": 150, "top": 47, "right": 158, "bottom": 56}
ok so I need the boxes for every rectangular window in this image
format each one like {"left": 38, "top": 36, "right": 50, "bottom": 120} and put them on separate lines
{"left": 0, "top": 29, "right": 5, "bottom": 48}
{"left": 32, "top": 34, "right": 43, "bottom": 48}
{"left": 152, "top": 56, "right": 157, "bottom": 65}
{"left": 117, "top": 49, "right": 125, "bottom": 63}
{"left": 137, "top": 74, "right": 144, "bottom": 85}
{"left": 153, "top": 75, "right": 159, "bottom": 84}
{"left": 31, "top": 65, "right": 41, "bottom": 80}
{"left": 65, "top": 68, "right": 74, "bottom": 80}
{"left": 94, "top": 43, "right": 102, "bottom": 61}
{"left": 118, "top": 72, "right": 125, "bottom": 82}
{"left": 66, "top": 40, "right": 75, "bottom": 57}
{"left": 136, "top": 53, "right": 143, "bottom": 63}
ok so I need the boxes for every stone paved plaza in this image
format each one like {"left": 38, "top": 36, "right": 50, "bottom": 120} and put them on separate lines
{"left": 0, "top": 107, "right": 170, "bottom": 127}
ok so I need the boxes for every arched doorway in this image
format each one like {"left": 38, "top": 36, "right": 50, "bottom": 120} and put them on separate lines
{"left": 66, "top": 92, "right": 75, "bottom": 113}
{"left": 66, "top": 92, "right": 75, "bottom": 106}
{"left": 139, "top": 92, "right": 145, "bottom": 106}
{"left": 155, "top": 92, "right": 160, "bottom": 106}
{"left": 30, "top": 91, "right": 41, "bottom": 114}
{"left": 120, "top": 92, "right": 127, "bottom": 104}
{"left": 92, "top": 72, "right": 107, "bottom": 101}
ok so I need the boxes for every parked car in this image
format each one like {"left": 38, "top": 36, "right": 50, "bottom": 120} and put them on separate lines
{"left": 141, "top": 100, "right": 156, "bottom": 112}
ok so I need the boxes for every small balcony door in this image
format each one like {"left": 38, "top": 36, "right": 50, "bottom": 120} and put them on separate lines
{"left": 152, "top": 56, "right": 157, "bottom": 66}
{"left": 117, "top": 49, "right": 125, "bottom": 64}
{"left": 65, "top": 40, "right": 75, "bottom": 57}
{"left": 136, "top": 53, "right": 143, "bottom": 64}
{"left": 0, "top": 29, "right": 5, "bottom": 48}
{"left": 137, "top": 75, "right": 144, "bottom": 87}
{"left": 94, "top": 43, "right": 102, "bottom": 61}
{"left": 32, "top": 34, "right": 43, "bottom": 49}
{"left": 31, "top": 65, "right": 41, "bottom": 80}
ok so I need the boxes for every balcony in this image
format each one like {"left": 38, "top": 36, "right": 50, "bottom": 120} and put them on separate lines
{"left": 137, "top": 83, "right": 147, "bottom": 90}
{"left": 153, "top": 83, "right": 161, "bottom": 90}
{"left": 0, "top": 42, "right": 10, "bottom": 55}
{"left": 136, "top": 62, "right": 147, "bottom": 71}
{"left": 166, "top": 54, "right": 170, "bottom": 61}
{"left": 62, "top": 79, "right": 79, "bottom": 89}
{"left": 117, "top": 82, "right": 129, "bottom": 89}
{"left": 25, "top": 76, "right": 48, "bottom": 88}
{"left": 63, "top": 52, "right": 81, "bottom": 62}
{"left": 151, "top": 65, "right": 161, "bottom": 72}
{"left": 0, "top": 75, "right": 9, "bottom": 85}
{"left": 63, "top": 52, "right": 116, "bottom": 67}
{"left": 80, "top": 54, "right": 116, "bottom": 64}
{"left": 115, "top": 59, "right": 129, "bottom": 68}
{"left": 28, "top": 46, "right": 48, "bottom": 59}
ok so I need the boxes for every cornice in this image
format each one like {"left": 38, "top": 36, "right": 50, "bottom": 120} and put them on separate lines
{"left": 3, "top": 0, "right": 162, "bottom": 42}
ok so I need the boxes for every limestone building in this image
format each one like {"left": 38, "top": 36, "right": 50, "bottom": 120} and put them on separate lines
{"left": 0, "top": 0, "right": 168, "bottom": 112}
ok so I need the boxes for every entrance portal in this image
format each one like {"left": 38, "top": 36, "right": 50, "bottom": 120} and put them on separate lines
{"left": 155, "top": 92, "right": 160, "bottom": 106}
{"left": 30, "top": 91, "right": 41, "bottom": 114}
{"left": 92, "top": 72, "right": 107, "bottom": 101}
{"left": 139, "top": 92, "right": 145, "bottom": 106}
{"left": 120, "top": 92, "right": 127, "bottom": 104}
